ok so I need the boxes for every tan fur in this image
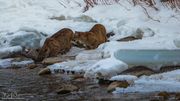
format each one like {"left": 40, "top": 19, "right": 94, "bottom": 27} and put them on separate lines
{"left": 37, "top": 28, "right": 73, "bottom": 61}
{"left": 73, "top": 24, "right": 107, "bottom": 49}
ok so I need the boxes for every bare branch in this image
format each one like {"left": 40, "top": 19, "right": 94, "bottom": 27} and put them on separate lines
{"left": 56, "top": 0, "right": 67, "bottom": 8}
{"left": 141, "top": 5, "right": 160, "bottom": 22}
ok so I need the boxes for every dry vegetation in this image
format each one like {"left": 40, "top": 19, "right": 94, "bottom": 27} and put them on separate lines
{"left": 83, "top": 0, "right": 180, "bottom": 11}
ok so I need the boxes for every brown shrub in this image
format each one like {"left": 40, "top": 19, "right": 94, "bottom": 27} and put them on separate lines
{"left": 83, "top": 0, "right": 180, "bottom": 11}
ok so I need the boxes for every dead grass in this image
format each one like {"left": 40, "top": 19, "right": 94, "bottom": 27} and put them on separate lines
{"left": 83, "top": 0, "right": 180, "bottom": 12}
{"left": 161, "top": 0, "right": 180, "bottom": 10}
{"left": 84, "top": 0, "right": 121, "bottom": 12}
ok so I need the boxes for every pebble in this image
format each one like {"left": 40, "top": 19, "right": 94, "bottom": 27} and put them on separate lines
{"left": 38, "top": 68, "right": 51, "bottom": 75}
{"left": 56, "top": 84, "right": 78, "bottom": 94}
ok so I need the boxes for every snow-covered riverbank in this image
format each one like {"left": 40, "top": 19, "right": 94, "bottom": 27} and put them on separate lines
{"left": 1, "top": 0, "right": 180, "bottom": 94}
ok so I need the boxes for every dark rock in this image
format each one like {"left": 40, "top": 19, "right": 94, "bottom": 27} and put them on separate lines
{"left": 117, "top": 36, "right": 141, "bottom": 42}
{"left": 150, "top": 96, "right": 164, "bottom": 101}
{"left": 27, "top": 64, "right": 45, "bottom": 69}
{"left": 38, "top": 67, "right": 51, "bottom": 75}
{"left": 121, "top": 66, "right": 155, "bottom": 77}
{"left": 27, "top": 64, "right": 38, "bottom": 69}
{"left": 0, "top": 85, "right": 5, "bottom": 88}
{"left": 73, "top": 78, "right": 86, "bottom": 82}
{"left": 107, "top": 81, "right": 130, "bottom": 93}
{"left": 70, "top": 74, "right": 84, "bottom": 80}
{"left": 56, "top": 84, "right": 78, "bottom": 94}
{"left": 87, "top": 85, "right": 99, "bottom": 89}
{"left": 98, "top": 78, "right": 113, "bottom": 85}
{"left": 157, "top": 91, "right": 170, "bottom": 100}
{"left": 175, "top": 93, "right": 180, "bottom": 100}
{"left": 160, "top": 65, "right": 180, "bottom": 73}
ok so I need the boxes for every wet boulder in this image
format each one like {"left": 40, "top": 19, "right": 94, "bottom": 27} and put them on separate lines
{"left": 107, "top": 81, "right": 130, "bottom": 93}
{"left": 38, "top": 67, "right": 51, "bottom": 75}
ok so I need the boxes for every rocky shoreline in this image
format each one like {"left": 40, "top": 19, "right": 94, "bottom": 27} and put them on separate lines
{"left": 0, "top": 52, "right": 180, "bottom": 101}
{"left": 1, "top": 66, "right": 180, "bottom": 101}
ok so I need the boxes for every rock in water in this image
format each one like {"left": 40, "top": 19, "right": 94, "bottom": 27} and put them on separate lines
{"left": 38, "top": 67, "right": 51, "bottom": 75}
{"left": 175, "top": 93, "right": 180, "bottom": 100}
{"left": 42, "top": 57, "right": 63, "bottom": 65}
{"left": 70, "top": 74, "right": 84, "bottom": 80}
{"left": 157, "top": 91, "right": 170, "bottom": 100}
{"left": 27, "top": 64, "right": 38, "bottom": 69}
{"left": 107, "top": 81, "right": 130, "bottom": 93}
{"left": 120, "top": 66, "right": 155, "bottom": 77}
{"left": 56, "top": 84, "right": 78, "bottom": 94}
{"left": 27, "top": 64, "right": 45, "bottom": 69}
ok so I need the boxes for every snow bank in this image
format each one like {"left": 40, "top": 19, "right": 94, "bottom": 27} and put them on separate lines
{"left": 84, "top": 58, "right": 128, "bottom": 79}
{"left": 0, "top": 58, "right": 13, "bottom": 68}
{"left": 114, "top": 69, "right": 180, "bottom": 93}
{"left": 0, "top": 58, "right": 33, "bottom": 68}
{"left": 0, "top": 0, "right": 180, "bottom": 93}
{"left": 48, "top": 60, "right": 98, "bottom": 74}
{"left": 0, "top": 46, "right": 22, "bottom": 59}
{"left": 47, "top": 46, "right": 128, "bottom": 79}
{"left": 1, "top": 0, "right": 180, "bottom": 53}
{"left": 0, "top": 0, "right": 96, "bottom": 51}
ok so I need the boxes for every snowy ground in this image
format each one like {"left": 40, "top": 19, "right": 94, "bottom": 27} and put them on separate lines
{"left": 1, "top": 0, "right": 180, "bottom": 93}
{"left": 113, "top": 69, "right": 180, "bottom": 93}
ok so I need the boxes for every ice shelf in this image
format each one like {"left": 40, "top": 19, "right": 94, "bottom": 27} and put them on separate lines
{"left": 114, "top": 49, "right": 180, "bottom": 67}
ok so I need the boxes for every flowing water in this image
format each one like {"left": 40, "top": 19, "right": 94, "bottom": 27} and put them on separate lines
{"left": 0, "top": 67, "right": 161, "bottom": 101}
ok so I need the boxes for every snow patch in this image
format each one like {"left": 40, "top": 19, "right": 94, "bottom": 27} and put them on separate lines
{"left": 48, "top": 60, "right": 98, "bottom": 74}
{"left": 0, "top": 46, "right": 22, "bottom": 59}
{"left": 110, "top": 75, "right": 138, "bottom": 82}
{"left": 75, "top": 50, "right": 110, "bottom": 60}
{"left": 0, "top": 58, "right": 33, "bottom": 68}
{"left": 114, "top": 69, "right": 180, "bottom": 93}
{"left": 84, "top": 58, "right": 128, "bottom": 79}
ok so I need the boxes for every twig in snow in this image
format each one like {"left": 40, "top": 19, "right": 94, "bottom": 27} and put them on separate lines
{"left": 141, "top": 5, "right": 160, "bottom": 22}
{"left": 56, "top": 0, "right": 67, "bottom": 8}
